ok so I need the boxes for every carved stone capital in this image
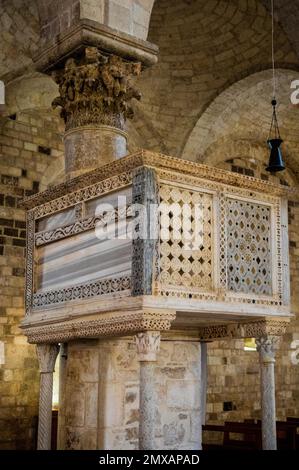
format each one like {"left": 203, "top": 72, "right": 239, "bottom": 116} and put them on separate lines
{"left": 135, "top": 331, "right": 161, "bottom": 362}
{"left": 36, "top": 344, "right": 60, "bottom": 373}
{"left": 256, "top": 335, "right": 280, "bottom": 363}
{"left": 52, "top": 47, "right": 142, "bottom": 131}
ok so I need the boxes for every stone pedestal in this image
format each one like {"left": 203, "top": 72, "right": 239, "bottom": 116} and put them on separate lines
{"left": 36, "top": 344, "right": 60, "bottom": 450}
{"left": 256, "top": 335, "right": 280, "bottom": 450}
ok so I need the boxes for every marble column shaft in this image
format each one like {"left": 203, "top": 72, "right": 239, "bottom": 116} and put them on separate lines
{"left": 36, "top": 344, "right": 60, "bottom": 450}
{"left": 135, "top": 331, "right": 161, "bottom": 450}
{"left": 256, "top": 335, "right": 280, "bottom": 450}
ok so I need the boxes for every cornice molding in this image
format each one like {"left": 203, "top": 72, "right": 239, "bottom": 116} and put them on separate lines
{"left": 20, "top": 150, "right": 296, "bottom": 211}
{"left": 33, "top": 19, "right": 159, "bottom": 73}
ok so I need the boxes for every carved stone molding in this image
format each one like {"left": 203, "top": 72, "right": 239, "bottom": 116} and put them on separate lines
{"left": 32, "top": 275, "right": 131, "bottom": 310}
{"left": 256, "top": 335, "right": 281, "bottom": 363}
{"left": 25, "top": 210, "right": 35, "bottom": 315}
{"left": 51, "top": 47, "right": 142, "bottom": 131}
{"left": 24, "top": 310, "right": 176, "bottom": 344}
{"left": 135, "top": 331, "right": 161, "bottom": 361}
{"left": 35, "top": 205, "right": 132, "bottom": 246}
{"left": 32, "top": 172, "right": 132, "bottom": 220}
{"left": 198, "top": 319, "right": 289, "bottom": 341}
{"left": 132, "top": 167, "right": 159, "bottom": 296}
{"left": 20, "top": 150, "right": 296, "bottom": 212}
{"left": 33, "top": 20, "right": 158, "bottom": 72}
{"left": 36, "top": 343, "right": 60, "bottom": 373}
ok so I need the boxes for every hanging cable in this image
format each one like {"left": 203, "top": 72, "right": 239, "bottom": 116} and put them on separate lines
{"left": 268, "top": 0, "right": 281, "bottom": 140}
{"left": 271, "top": 0, "right": 276, "bottom": 100}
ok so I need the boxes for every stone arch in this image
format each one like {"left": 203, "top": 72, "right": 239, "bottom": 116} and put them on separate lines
{"left": 4, "top": 72, "right": 58, "bottom": 117}
{"left": 202, "top": 136, "right": 297, "bottom": 188}
{"left": 181, "top": 68, "right": 299, "bottom": 179}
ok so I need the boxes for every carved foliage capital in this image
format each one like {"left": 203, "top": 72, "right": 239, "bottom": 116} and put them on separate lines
{"left": 135, "top": 331, "right": 161, "bottom": 362}
{"left": 256, "top": 335, "right": 280, "bottom": 363}
{"left": 36, "top": 344, "right": 60, "bottom": 373}
{"left": 52, "top": 47, "right": 142, "bottom": 130}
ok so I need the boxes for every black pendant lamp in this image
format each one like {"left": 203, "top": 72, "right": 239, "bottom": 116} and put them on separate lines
{"left": 266, "top": 99, "right": 285, "bottom": 173}
{"left": 266, "top": 0, "right": 286, "bottom": 174}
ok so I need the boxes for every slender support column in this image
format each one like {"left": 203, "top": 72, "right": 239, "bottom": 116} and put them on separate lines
{"left": 36, "top": 344, "right": 60, "bottom": 450}
{"left": 135, "top": 331, "right": 161, "bottom": 450}
{"left": 200, "top": 342, "right": 208, "bottom": 427}
{"left": 57, "top": 343, "right": 68, "bottom": 450}
{"left": 256, "top": 335, "right": 280, "bottom": 450}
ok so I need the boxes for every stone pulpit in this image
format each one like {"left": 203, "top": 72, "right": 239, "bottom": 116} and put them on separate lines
{"left": 21, "top": 150, "right": 293, "bottom": 450}
{"left": 20, "top": 26, "right": 293, "bottom": 450}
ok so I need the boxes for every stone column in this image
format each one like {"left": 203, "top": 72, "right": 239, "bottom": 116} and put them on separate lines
{"left": 57, "top": 343, "right": 67, "bottom": 450}
{"left": 256, "top": 335, "right": 280, "bottom": 450}
{"left": 36, "top": 343, "right": 60, "bottom": 450}
{"left": 51, "top": 47, "right": 142, "bottom": 179}
{"left": 135, "top": 331, "right": 161, "bottom": 450}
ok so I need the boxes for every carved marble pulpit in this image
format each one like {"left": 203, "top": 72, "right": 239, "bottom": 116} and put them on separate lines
{"left": 21, "top": 150, "right": 294, "bottom": 450}
{"left": 21, "top": 150, "right": 292, "bottom": 341}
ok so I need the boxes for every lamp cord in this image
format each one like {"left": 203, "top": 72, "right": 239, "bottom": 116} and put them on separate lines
{"left": 268, "top": 0, "right": 281, "bottom": 140}
{"left": 271, "top": 0, "right": 276, "bottom": 100}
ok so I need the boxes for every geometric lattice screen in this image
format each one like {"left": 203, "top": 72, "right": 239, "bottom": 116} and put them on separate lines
{"left": 158, "top": 184, "right": 213, "bottom": 290}
{"left": 226, "top": 199, "right": 272, "bottom": 296}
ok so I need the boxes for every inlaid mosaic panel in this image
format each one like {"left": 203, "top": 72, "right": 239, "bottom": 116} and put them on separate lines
{"left": 226, "top": 198, "right": 272, "bottom": 296}
{"left": 158, "top": 184, "right": 213, "bottom": 290}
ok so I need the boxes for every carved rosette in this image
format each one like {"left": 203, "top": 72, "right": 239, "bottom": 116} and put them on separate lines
{"left": 135, "top": 331, "right": 161, "bottom": 362}
{"left": 52, "top": 47, "right": 142, "bottom": 131}
{"left": 256, "top": 335, "right": 280, "bottom": 363}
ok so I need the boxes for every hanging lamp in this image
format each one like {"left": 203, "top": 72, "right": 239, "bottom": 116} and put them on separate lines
{"left": 266, "top": 0, "right": 285, "bottom": 173}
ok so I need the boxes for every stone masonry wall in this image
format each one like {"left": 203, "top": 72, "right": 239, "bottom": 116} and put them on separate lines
{"left": 0, "top": 110, "right": 63, "bottom": 449}
{"left": 58, "top": 337, "right": 201, "bottom": 450}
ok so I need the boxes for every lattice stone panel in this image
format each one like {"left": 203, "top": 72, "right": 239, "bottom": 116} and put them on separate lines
{"left": 158, "top": 184, "right": 213, "bottom": 290}
{"left": 226, "top": 198, "right": 272, "bottom": 296}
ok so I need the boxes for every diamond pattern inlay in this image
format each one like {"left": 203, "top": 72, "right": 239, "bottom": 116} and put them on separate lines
{"left": 158, "top": 184, "right": 213, "bottom": 290}
{"left": 227, "top": 199, "right": 272, "bottom": 296}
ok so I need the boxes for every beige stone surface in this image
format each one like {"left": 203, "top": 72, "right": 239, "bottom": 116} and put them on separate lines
{"left": 58, "top": 337, "right": 201, "bottom": 450}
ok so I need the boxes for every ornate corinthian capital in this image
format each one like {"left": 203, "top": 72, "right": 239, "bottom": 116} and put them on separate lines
{"left": 36, "top": 344, "right": 60, "bottom": 373}
{"left": 135, "top": 331, "right": 161, "bottom": 362}
{"left": 256, "top": 335, "right": 280, "bottom": 363}
{"left": 51, "top": 47, "right": 142, "bottom": 131}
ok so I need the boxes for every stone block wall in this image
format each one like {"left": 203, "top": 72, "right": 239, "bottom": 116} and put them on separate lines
{"left": 0, "top": 111, "right": 63, "bottom": 449}
{"left": 58, "top": 337, "right": 201, "bottom": 450}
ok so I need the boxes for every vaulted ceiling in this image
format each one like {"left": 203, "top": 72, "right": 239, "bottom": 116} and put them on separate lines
{"left": 1, "top": 0, "right": 299, "bottom": 181}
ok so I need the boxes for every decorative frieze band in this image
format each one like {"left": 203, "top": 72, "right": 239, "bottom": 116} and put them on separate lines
{"left": 131, "top": 167, "right": 159, "bottom": 296}
{"left": 33, "top": 171, "right": 132, "bottom": 219}
{"left": 25, "top": 210, "right": 35, "bottom": 315}
{"left": 23, "top": 310, "right": 176, "bottom": 344}
{"left": 32, "top": 275, "right": 131, "bottom": 310}
{"left": 35, "top": 205, "right": 132, "bottom": 246}
{"left": 198, "top": 319, "right": 289, "bottom": 341}
{"left": 21, "top": 150, "right": 295, "bottom": 211}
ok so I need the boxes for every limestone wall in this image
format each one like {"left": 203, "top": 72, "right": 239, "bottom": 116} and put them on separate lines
{"left": 58, "top": 337, "right": 201, "bottom": 450}
{"left": 0, "top": 110, "right": 63, "bottom": 449}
